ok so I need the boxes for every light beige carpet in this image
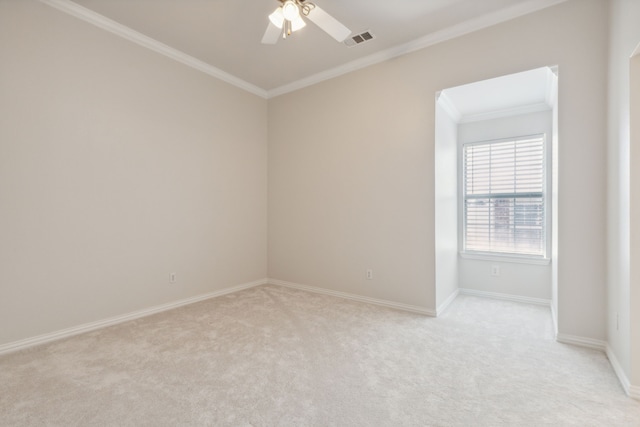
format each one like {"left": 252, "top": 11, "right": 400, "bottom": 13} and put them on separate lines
{"left": 1, "top": 284, "right": 639, "bottom": 426}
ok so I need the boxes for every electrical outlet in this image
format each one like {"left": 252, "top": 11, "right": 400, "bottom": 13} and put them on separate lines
{"left": 366, "top": 269, "right": 373, "bottom": 280}
{"left": 170, "top": 273, "right": 176, "bottom": 284}
{"left": 491, "top": 265, "right": 500, "bottom": 276}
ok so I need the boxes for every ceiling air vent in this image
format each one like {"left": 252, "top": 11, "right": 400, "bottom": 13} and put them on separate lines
{"left": 344, "top": 31, "right": 375, "bottom": 48}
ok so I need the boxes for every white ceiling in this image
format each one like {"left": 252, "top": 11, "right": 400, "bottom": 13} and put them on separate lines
{"left": 440, "top": 67, "right": 556, "bottom": 122}
{"left": 50, "top": 0, "right": 567, "bottom": 97}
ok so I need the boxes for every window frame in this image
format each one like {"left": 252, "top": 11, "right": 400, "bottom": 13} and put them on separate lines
{"left": 459, "top": 134, "right": 551, "bottom": 265}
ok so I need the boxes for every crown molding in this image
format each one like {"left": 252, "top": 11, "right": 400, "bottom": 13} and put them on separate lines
{"left": 436, "top": 91, "right": 462, "bottom": 123}
{"left": 545, "top": 66, "right": 558, "bottom": 107}
{"left": 458, "top": 102, "right": 551, "bottom": 124}
{"left": 39, "top": 0, "right": 268, "bottom": 99}
{"left": 40, "top": 0, "right": 568, "bottom": 100}
{"left": 267, "top": 0, "right": 569, "bottom": 98}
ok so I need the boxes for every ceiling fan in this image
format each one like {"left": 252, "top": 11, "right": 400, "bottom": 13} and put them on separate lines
{"left": 261, "top": 0, "right": 351, "bottom": 44}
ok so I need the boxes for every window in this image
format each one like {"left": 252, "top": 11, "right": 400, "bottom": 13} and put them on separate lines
{"left": 462, "top": 135, "right": 547, "bottom": 259}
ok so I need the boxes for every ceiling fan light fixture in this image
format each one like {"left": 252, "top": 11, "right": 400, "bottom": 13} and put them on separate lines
{"left": 269, "top": 7, "right": 285, "bottom": 29}
{"left": 261, "top": 0, "right": 350, "bottom": 44}
{"left": 290, "top": 15, "right": 306, "bottom": 31}
{"left": 282, "top": 1, "right": 300, "bottom": 21}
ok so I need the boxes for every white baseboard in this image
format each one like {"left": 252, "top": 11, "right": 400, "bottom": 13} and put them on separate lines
{"left": 436, "top": 289, "right": 459, "bottom": 316}
{"left": 0, "top": 278, "right": 268, "bottom": 356}
{"left": 5, "top": 276, "right": 638, "bottom": 402}
{"left": 268, "top": 279, "right": 437, "bottom": 316}
{"left": 458, "top": 288, "right": 551, "bottom": 306}
{"left": 556, "top": 333, "right": 606, "bottom": 351}
{"left": 605, "top": 344, "right": 640, "bottom": 400}
{"left": 606, "top": 344, "right": 632, "bottom": 395}
{"left": 550, "top": 302, "right": 558, "bottom": 337}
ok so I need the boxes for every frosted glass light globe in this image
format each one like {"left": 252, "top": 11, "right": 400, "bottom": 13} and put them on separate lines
{"left": 269, "top": 7, "right": 285, "bottom": 28}
{"left": 291, "top": 15, "right": 306, "bottom": 31}
{"left": 282, "top": 1, "right": 300, "bottom": 21}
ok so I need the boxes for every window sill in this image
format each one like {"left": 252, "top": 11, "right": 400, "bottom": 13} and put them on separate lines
{"left": 459, "top": 251, "right": 551, "bottom": 265}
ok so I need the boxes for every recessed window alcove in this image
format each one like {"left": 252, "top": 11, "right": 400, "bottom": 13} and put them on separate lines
{"left": 435, "top": 67, "right": 559, "bottom": 330}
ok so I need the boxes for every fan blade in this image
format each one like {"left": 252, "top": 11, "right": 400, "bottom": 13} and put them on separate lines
{"left": 261, "top": 22, "right": 281, "bottom": 44}
{"left": 306, "top": 5, "right": 351, "bottom": 42}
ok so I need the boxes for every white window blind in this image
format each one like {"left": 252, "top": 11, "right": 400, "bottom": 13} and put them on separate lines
{"left": 463, "top": 135, "right": 546, "bottom": 257}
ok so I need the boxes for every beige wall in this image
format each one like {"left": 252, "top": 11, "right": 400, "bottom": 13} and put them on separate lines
{"left": 268, "top": 0, "right": 608, "bottom": 340}
{"left": 630, "top": 53, "right": 640, "bottom": 387}
{"left": 268, "top": 66, "right": 436, "bottom": 307}
{"left": 0, "top": 1, "right": 268, "bottom": 346}
{"left": 0, "top": 0, "right": 614, "bottom": 350}
{"left": 607, "top": 0, "right": 640, "bottom": 386}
